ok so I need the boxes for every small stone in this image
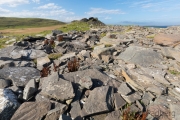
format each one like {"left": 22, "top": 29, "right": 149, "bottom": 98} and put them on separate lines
{"left": 121, "top": 92, "right": 141, "bottom": 104}
{"left": 114, "top": 93, "right": 126, "bottom": 110}
{"left": 79, "top": 76, "right": 93, "bottom": 89}
{"left": 37, "top": 56, "right": 51, "bottom": 70}
{"left": 0, "top": 79, "right": 10, "bottom": 89}
{"left": 170, "top": 102, "right": 180, "bottom": 120}
{"left": 66, "top": 99, "right": 73, "bottom": 105}
{"left": 105, "top": 110, "right": 122, "bottom": 120}
{"left": 118, "top": 82, "right": 132, "bottom": 95}
{"left": 23, "top": 79, "right": 37, "bottom": 100}
{"left": 70, "top": 101, "right": 82, "bottom": 119}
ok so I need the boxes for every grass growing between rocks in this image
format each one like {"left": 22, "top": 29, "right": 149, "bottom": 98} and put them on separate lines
{"left": 48, "top": 53, "right": 62, "bottom": 60}
{"left": 169, "top": 70, "right": 180, "bottom": 75}
{"left": 59, "top": 21, "right": 90, "bottom": 32}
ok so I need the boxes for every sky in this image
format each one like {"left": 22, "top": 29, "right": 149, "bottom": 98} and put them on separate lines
{"left": 0, "top": 0, "right": 180, "bottom": 26}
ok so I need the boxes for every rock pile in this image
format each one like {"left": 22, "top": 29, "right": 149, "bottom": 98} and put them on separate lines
{"left": 0, "top": 25, "right": 180, "bottom": 120}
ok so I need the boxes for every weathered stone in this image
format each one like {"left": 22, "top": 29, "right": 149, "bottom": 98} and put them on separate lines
{"left": 114, "top": 93, "right": 126, "bottom": 110}
{"left": 121, "top": 92, "right": 141, "bottom": 104}
{"left": 11, "top": 101, "right": 51, "bottom": 120}
{"left": 62, "top": 69, "right": 118, "bottom": 88}
{"left": 70, "top": 101, "right": 82, "bottom": 119}
{"left": 23, "top": 79, "right": 37, "bottom": 100}
{"left": 154, "top": 34, "right": 180, "bottom": 46}
{"left": 170, "top": 102, "right": 180, "bottom": 120}
{"left": 101, "top": 55, "right": 111, "bottom": 63}
{"left": 59, "top": 114, "right": 72, "bottom": 120}
{"left": 58, "top": 52, "right": 76, "bottom": 61}
{"left": 118, "top": 82, "right": 132, "bottom": 95}
{"left": 105, "top": 110, "right": 122, "bottom": 120}
{"left": 45, "top": 103, "right": 68, "bottom": 120}
{"left": 81, "top": 86, "right": 114, "bottom": 117}
{"left": 148, "top": 105, "right": 171, "bottom": 120}
{"left": 37, "top": 56, "right": 50, "bottom": 70}
{"left": 161, "top": 47, "right": 180, "bottom": 62}
{"left": 116, "top": 46, "right": 163, "bottom": 67}
{"left": 41, "top": 72, "right": 75, "bottom": 102}
{"left": 10, "top": 49, "right": 47, "bottom": 60}
{"left": 0, "top": 67, "right": 41, "bottom": 87}
{"left": 0, "top": 79, "right": 10, "bottom": 88}
{"left": 91, "top": 46, "right": 115, "bottom": 59}
{"left": 129, "top": 104, "right": 140, "bottom": 113}
{"left": 0, "top": 89, "right": 20, "bottom": 120}
{"left": 79, "top": 76, "right": 93, "bottom": 89}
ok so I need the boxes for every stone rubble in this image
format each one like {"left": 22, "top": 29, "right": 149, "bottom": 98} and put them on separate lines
{"left": 0, "top": 23, "right": 180, "bottom": 120}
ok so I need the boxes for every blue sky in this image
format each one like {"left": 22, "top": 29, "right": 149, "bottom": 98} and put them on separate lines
{"left": 0, "top": 0, "right": 180, "bottom": 25}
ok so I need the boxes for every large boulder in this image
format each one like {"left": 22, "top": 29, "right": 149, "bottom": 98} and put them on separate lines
{"left": 0, "top": 89, "right": 20, "bottom": 120}
{"left": 116, "top": 46, "right": 163, "bottom": 67}
{"left": 0, "top": 67, "right": 41, "bottom": 87}
{"left": 41, "top": 72, "right": 75, "bottom": 102}
{"left": 154, "top": 34, "right": 180, "bottom": 46}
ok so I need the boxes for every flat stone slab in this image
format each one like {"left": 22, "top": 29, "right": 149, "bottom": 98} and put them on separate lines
{"left": 154, "top": 34, "right": 180, "bottom": 46}
{"left": 116, "top": 46, "right": 163, "bottom": 67}
{"left": 0, "top": 88, "right": 20, "bottom": 120}
{"left": 0, "top": 67, "right": 41, "bottom": 87}
{"left": 11, "top": 101, "right": 51, "bottom": 120}
{"left": 62, "top": 69, "right": 119, "bottom": 88}
{"left": 41, "top": 72, "right": 75, "bottom": 102}
{"left": 10, "top": 49, "right": 47, "bottom": 60}
{"left": 81, "top": 86, "right": 114, "bottom": 117}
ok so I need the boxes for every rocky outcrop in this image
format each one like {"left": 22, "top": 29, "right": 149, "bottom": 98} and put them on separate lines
{"left": 0, "top": 25, "right": 180, "bottom": 120}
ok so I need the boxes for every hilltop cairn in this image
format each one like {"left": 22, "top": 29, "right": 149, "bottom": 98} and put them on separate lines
{"left": 0, "top": 25, "right": 180, "bottom": 120}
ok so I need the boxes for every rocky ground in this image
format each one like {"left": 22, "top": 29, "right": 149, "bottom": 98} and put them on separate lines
{"left": 0, "top": 25, "right": 180, "bottom": 120}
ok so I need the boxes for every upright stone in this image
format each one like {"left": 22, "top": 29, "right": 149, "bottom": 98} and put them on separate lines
{"left": 81, "top": 86, "right": 114, "bottom": 117}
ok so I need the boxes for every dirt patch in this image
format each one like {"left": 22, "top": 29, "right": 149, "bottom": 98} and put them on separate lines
{"left": 0, "top": 25, "right": 65, "bottom": 35}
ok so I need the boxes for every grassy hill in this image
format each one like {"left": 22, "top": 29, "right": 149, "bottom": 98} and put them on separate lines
{"left": 0, "top": 17, "right": 66, "bottom": 29}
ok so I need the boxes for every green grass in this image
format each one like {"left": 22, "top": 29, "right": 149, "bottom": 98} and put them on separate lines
{"left": 59, "top": 21, "right": 90, "bottom": 32}
{"left": 169, "top": 70, "right": 180, "bottom": 75}
{"left": 0, "top": 17, "right": 65, "bottom": 29}
{"left": 48, "top": 53, "right": 62, "bottom": 60}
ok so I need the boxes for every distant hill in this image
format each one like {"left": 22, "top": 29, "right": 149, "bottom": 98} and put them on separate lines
{"left": 0, "top": 17, "right": 66, "bottom": 29}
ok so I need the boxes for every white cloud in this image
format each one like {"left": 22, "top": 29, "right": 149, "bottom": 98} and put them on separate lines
{"left": 104, "top": 16, "right": 112, "bottom": 20}
{"left": 86, "top": 8, "right": 125, "bottom": 15}
{"left": 0, "top": 7, "right": 10, "bottom": 13}
{"left": 36, "top": 3, "right": 60, "bottom": 9}
{"left": 0, "top": 0, "right": 29, "bottom": 7}
{"left": 32, "top": 0, "right": 40, "bottom": 3}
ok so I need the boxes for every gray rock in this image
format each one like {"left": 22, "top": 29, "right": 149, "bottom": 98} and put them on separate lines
{"left": 59, "top": 114, "right": 72, "bottom": 120}
{"left": 170, "top": 102, "right": 180, "bottom": 120}
{"left": 79, "top": 76, "right": 93, "bottom": 89}
{"left": 41, "top": 72, "right": 75, "bottom": 102}
{"left": 10, "top": 49, "right": 47, "bottom": 60}
{"left": 0, "top": 46, "right": 17, "bottom": 58}
{"left": 121, "top": 92, "right": 141, "bottom": 104}
{"left": 91, "top": 46, "right": 115, "bottom": 59}
{"left": 81, "top": 86, "right": 114, "bottom": 117}
{"left": 70, "top": 101, "right": 82, "bottom": 119}
{"left": 58, "top": 52, "right": 76, "bottom": 61}
{"left": 114, "top": 93, "right": 126, "bottom": 110}
{"left": 23, "top": 79, "right": 37, "bottom": 100}
{"left": 11, "top": 101, "right": 51, "bottom": 120}
{"left": 0, "top": 89, "right": 20, "bottom": 120}
{"left": 161, "top": 47, "right": 180, "bottom": 62}
{"left": 37, "top": 56, "right": 50, "bottom": 70}
{"left": 116, "top": 46, "right": 163, "bottom": 67}
{"left": 118, "top": 82, "right": 132, "bottom": 95}
{"left": 62, "top": 69, "right": 119, "bottom": 88}
{"left": 0, "top": 79, "right": 10, "bottom": 88}
{"left": 45, "top": 103, "right": 68, "bottom": 120}
{"left": 0, "top": 67, "right": 41, "bottom": 87}
{"left": 105, "top": 110, "right": 122, "bottom": 120}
